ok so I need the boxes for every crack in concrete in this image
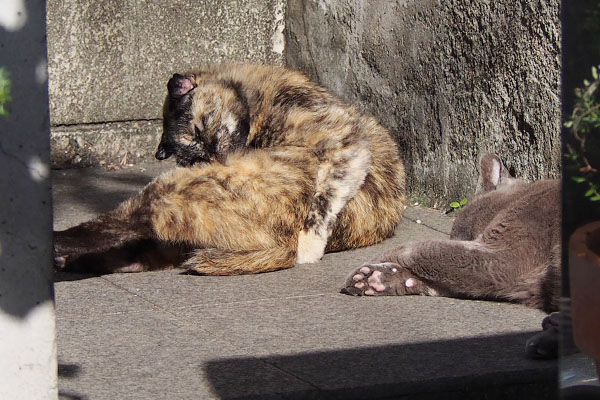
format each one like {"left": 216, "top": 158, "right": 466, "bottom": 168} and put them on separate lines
{"left": 0, "top": 140, "right": 31, "bottom": 173}
{"left": 52, "top": 118, "right": 162, "bottom": 129}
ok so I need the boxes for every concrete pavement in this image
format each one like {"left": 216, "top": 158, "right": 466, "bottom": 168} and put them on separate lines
{"left": 53, "top": 161, "right": 557, "bottom": 399}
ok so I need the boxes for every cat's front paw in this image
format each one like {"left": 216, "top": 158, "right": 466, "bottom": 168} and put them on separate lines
{"left": 341, "top": 262, "right": 429, "bottom": 296}
{"left": 296, "top": 230, "right": 326, "bottom": 264}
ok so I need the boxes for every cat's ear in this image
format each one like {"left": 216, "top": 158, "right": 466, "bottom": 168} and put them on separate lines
{"left": 479, "top": 154, "right": 514, "bottom": 192}
{"left": 167, "top": 74, "right": 196, "bottom": 97}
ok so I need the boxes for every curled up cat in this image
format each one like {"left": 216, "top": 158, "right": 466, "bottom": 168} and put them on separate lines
{"left": 53, "top": 64, "right": 407, "bottom": 275}
{"left": 341, "top": 154, "right": 561, "bottom": 358}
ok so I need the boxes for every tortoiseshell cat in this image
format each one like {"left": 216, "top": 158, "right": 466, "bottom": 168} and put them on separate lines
{"left": 54, "top": 64, "right": 406, "bottom": 275}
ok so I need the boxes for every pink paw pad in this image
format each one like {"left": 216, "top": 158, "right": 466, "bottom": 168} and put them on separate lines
{"left": 367, "top": 270, "right": 386, "bottom": 292}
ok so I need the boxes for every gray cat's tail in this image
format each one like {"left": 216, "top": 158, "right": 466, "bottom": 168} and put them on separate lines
{"left": 180, "top": 246, "right": 297, "bottom": 275}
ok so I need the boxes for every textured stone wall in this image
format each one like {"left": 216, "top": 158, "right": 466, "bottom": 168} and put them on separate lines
{"left": 47, "top": 0, "right": 286, "bottom": 167}
{"left": 286, "top": 0, "right": 561, "bottom": 206}
{"left": 47, "top": 0, "right": 561, "bottom": 204}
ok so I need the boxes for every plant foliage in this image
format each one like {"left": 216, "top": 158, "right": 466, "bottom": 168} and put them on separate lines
{"left": 565, "top": 65, "right": 600, "bottom": 202}
{"left": 449, "top": 198, "right": 467, "bottom": 210}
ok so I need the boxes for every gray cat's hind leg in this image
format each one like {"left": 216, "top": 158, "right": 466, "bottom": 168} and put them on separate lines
{"left": 341, "top": 262, "right": 433, "bottom": 296}
{"left": 347, "top": 238, "right": 557, "bottom": 312}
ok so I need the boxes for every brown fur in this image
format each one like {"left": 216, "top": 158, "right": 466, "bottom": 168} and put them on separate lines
{"left": 55, "top": 65, "right": 406, "bottom": 275}
{"left": 342, "top": 154, "right": 561, "bottom": 313}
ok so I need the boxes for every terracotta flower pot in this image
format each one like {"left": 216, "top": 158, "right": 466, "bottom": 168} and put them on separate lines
{"left": 569, "top": 220, "right": 600, "bottom": 379}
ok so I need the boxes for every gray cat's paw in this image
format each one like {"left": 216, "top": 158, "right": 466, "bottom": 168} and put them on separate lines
{"left": 341, "top": 262, "right": 428, "bottom": 296}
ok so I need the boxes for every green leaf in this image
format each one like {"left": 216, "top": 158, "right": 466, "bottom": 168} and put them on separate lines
{"left": 593, "top": 66, "right": 599, "bottom": 80}
{"left": 572, "top": 176, "right": 587, "bottom": 183}
{"left": 564, "top": 120, "right": 574, "bottom": 128}
{"left": 584, "top": 79, "right": 590, "bottom": 86}
{"left": 0, "top": 67, "right": 11, "bottom": 117}
{"left": 449, "top": 202, "right": 460, "bottom": 209}
{"left": 590, "top": 195, "right": 600, "bottom": 201}
{"left": 585, "top": 188, "right": 596, "bottom": 197}
{"left": 460, "top": 198, "right": 468, "bottom": 206}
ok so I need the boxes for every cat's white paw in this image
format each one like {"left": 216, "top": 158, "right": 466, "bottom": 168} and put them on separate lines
{"left": 296, "top": 230, "right": 326, "bottom": 263}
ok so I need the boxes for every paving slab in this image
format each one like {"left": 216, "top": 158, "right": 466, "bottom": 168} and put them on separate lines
{"left": 57, "top": 312, "right": 316, "bottom": 400}
{"left": 176, "top": 295, "right": 546, "bottom": 355}
{"left": 54, "top": 275, "right": 157, "bottom": 317}
{"left": 98, "top": 218, "right": 446, "bottom": 311}
{"left": 52, "top": 161, "right": 558, "bottom": 399}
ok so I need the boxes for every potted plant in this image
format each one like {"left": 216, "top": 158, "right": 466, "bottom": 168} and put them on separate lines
{"left": 565, "top": 65, "right": 600, "bottom": 379}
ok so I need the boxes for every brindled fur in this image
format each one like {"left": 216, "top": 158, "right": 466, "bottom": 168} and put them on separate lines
{"left": 54, "top": 64, "right": 406, "bottom": 275}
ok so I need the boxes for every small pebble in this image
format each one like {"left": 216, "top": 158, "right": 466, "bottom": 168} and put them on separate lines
{"left": 416, "top": 219, "right": 422, "bottom": 224}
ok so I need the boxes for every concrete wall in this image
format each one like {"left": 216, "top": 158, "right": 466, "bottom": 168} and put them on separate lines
{"left": 285, "top": 0, "right": 561, "bottom": 206}
{"left": 47, "top": 0, "right": 561, "bottom": 205}
{"left": 47, "top": 0, "right": 286, "bottom": 167}
{"left": 0, "top": 1, "right": 57, "bottom": 398}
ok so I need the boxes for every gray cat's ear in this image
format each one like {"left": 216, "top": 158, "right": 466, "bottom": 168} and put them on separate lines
{"left": 479, "top": 154, "right": 514, "bottom": 191}
{"left": 167, "top": 74, "right": 196, "bottom": 97}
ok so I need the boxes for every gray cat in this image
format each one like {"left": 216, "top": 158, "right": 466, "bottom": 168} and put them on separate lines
{"left": 342, "top": 154, "right": 561, "bottom": 314}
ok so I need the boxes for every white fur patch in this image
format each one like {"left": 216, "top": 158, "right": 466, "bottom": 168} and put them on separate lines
{"left": 302, "top": 143, "right": 371, "bottom": 262}
{"left": 221, "top": 113, "right": 238, "bottom": 135}
{"left": 296, "top": 230, "right": 327, "bottom": 263}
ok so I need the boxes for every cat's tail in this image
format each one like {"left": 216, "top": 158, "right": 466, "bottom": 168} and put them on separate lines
{"left": 181, "top": 246, "right": 297, "bottom": 275}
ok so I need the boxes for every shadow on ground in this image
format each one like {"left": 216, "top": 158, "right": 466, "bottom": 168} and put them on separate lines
{"left": 53, "top": 271, "right": 101, "bottom": 283}
{"left": 51, "top": 161, "right": 176, "bottom": 221}
{"left": 52, "top": 167, "right": 157, "bottom": 215}
{"left": 58, "top": 363, "right": 85, "bottom": 400}
{"left": 203, "top": 332, "right": 558, "bottom": 400}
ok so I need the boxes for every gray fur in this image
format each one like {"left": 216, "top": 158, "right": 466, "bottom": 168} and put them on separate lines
{"left": 342, "top": 154, "right": 561, "bottom": 313}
